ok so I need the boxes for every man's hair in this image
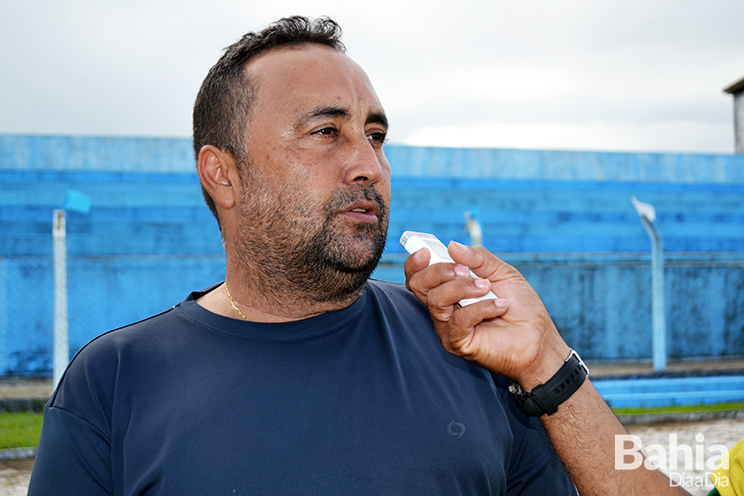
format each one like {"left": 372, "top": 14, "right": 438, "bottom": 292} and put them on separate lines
{"left": 192, "top": 16, "right": 346, "bottom": 223}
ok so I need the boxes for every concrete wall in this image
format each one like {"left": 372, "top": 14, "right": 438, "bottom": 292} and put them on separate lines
{"left": 735, "top": 92, "right": 744, "bottom": 154}
{"left": 2, "top": 134, "right": 743, "bottom": 375}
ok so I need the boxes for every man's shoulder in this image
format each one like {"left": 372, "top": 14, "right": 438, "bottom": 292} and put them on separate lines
{"left": 364, "top": 279, "right": 432, "bottom": 317}
{"left": 58, "top": 300, "right": 191, "bottom": 385}
{"left": 366, "top": 278, "right": 420, "bottom": 304}
{"left": 84, "top": 304, "right": 181, "bottom": 350}
{"left": 48, "top": 296, "right": 204, "bottom": 410}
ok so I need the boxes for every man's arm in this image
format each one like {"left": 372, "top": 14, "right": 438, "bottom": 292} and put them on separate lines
{"left": 403, "top": 242, "right": 689, "bottom": 496}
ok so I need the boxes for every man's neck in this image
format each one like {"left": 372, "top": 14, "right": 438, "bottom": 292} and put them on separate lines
{"left": 195, "top": 274, "right": 364, "bottom": 323}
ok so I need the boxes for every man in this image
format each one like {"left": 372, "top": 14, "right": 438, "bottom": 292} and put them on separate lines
{"left": 29, "top": 16, "right": 687, "bottom": 495}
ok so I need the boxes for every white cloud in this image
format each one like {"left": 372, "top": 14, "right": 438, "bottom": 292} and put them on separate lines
{"left": 405, "top": 120, "right": 733, "bottom": 154}
{"left": 1, "top": 0, "right": 743, "bottom": 153}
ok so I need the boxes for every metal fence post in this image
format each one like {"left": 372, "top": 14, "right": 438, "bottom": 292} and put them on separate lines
{"left": 53, "top": 209, "right": 68, "bottom": 387}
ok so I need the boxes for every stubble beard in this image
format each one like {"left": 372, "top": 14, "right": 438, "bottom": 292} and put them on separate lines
{"left": 232, "top": 174, "right": 388, "bottom": 306}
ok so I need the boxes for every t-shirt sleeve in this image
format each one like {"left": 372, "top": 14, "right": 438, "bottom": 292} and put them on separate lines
{"left": 493, "top": 375, "right": 579, "bottom": 495}
{"left": 27, "top": 407, "right": 114, "bottom": 495}
{"left": 27, "top": 335, "right": 118, "bottom": 495}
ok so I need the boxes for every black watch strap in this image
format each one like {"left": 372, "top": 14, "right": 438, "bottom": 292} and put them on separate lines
{"left": 509, "top": 349, "right": 589, "bottom": 417}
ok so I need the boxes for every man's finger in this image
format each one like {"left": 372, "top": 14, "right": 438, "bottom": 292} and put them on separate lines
{"left": 404, "top": 248, "right": 471, "bottom": 302}
{"left": 447, "top": 241, "right": 513, "bottom": 281}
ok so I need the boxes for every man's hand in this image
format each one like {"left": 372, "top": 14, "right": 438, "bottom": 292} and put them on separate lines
{"left": 405, "top": 240, "right": 690, "bottom": 495}
{"left": 404, "top": 240, "right": 570, "bottom": 390}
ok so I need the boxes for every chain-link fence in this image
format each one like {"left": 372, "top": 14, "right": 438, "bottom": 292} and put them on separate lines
{"left": 1, "top": 250, "right": 226, "bottom": 378}
{"left": 1, "top": 135, "right": 225, "bottom": 379}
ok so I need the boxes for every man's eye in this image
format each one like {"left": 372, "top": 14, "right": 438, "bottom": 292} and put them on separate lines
{"left": 314, "top": 127, "right": 338, "bottom": 136}
{"left": 367, "top": 131, "right": 387, "bottom": 144}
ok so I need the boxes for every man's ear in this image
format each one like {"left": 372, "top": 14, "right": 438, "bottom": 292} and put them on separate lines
{"left": 197, "top": 145, "right": 238, "bottom": 210}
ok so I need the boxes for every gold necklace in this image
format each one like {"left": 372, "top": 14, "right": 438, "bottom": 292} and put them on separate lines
{"left": 224, "top": 283, "right": 249, "bottom": 321}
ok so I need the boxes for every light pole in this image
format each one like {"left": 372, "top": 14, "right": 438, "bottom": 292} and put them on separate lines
{"left": 631, "top": 197, "right": 666, "bottom": 372}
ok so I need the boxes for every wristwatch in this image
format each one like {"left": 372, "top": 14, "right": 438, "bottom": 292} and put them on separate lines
{"left": 508, "top": 349, "right": 589, "bottom": 417}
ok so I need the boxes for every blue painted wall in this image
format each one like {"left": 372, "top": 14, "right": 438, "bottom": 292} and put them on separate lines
{"left": 2, "top": 134, "right": 743, "bottom": 375}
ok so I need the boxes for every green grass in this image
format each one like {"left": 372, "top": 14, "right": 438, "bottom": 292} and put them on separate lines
{"left": 0, "top": 412, "right": 44, "bottom": 450}
{"left": 612, "top": 401, "right": 744, "bottom": 416}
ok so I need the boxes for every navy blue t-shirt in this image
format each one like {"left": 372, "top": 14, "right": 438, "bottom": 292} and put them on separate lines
{"left": 29, "top": 280, "right": 577, "bottom": 495}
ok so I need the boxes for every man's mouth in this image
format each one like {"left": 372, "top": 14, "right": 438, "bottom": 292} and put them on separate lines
{"left": 342, "top": 202, "right": 379, "bottom": 223}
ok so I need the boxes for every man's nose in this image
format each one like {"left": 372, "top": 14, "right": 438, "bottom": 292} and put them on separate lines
{"left": 341, "top": 135, "right": 386, "bottom": 186}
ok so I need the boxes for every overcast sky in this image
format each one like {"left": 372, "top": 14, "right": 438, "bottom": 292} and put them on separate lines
{"left": 2, "top": 0, "right": 744, "bottom": 154}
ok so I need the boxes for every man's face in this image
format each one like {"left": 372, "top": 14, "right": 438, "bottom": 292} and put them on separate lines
{"left": 232, "top": 44, "right": 391, "bottom": 301}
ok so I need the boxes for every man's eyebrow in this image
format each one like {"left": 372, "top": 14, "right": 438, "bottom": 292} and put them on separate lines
{"left": 367, "top": 111, "right": 389, "bottom": 130}
{"left": 299, "top": 106, "right": 388, "bottom": 130}
{"left": 302, "top": 106, "right": 351, "bottom": 123}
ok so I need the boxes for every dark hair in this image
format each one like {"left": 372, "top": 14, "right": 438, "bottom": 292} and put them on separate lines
{"left": 192, "top": 16, "right": 346, "bottom": 223}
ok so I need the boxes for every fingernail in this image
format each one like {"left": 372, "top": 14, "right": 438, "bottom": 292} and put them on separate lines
{"left": 494, "top": 298, "right": 509, "bottom": 309}
{"left": 451, "top": 241, "right": 468, "bottom": 251}
{"left": 474, "top": 278, "right": 490, "bottom": 289}
{"left": 413, "top": 247, "right": 427, "bottom": 261}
